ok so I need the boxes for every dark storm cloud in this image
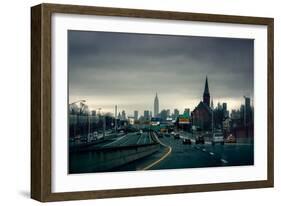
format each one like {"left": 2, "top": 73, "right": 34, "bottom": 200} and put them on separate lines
{"left": 68, "top": 30, "right": 253, "bottom": 114}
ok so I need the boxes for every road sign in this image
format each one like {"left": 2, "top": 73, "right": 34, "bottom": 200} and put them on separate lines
{"left": 179, "top": 114, "right": 190, "bottom": 124}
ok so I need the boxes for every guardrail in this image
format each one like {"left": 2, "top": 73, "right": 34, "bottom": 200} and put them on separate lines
{"left": 69, "top": 141, "right": 161, "bottom": 173}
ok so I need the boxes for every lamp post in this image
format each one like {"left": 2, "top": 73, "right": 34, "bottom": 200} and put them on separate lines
{"left": 98, "top": 108, "right": 106, "bottom": 139}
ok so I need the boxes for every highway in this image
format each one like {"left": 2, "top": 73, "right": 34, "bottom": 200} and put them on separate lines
{"left": 150, "top": 134, "right": 254, "bottom": 170}
{"left": 113, "top": 132, "right": 254, "bottom": 171}
{"left": 103, "top": 132, "right": 155, "bottom": 147}
{"left": 70, "top": 131, "right": 254, "bottom": 173}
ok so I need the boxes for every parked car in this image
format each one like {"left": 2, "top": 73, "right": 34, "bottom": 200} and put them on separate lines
{"left": 195, "top": 135, "right": 205, "bottom": 144}
{"left": 225, "top": 134, "right": 236, "bottom": 143}
{"left": 174, "top": 133, "right": 180, "bottom": 139}
{"left": 137, "top": 130, "right": 143, "bottom": 135}
{"left": 182, "top": 138, "right": 192, "bottom": 145}
{"left": 212, "top": 132, "right": 224, "bottom": 145}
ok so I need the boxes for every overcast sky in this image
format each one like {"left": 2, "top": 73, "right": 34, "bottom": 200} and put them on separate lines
{"left": 68, "top": 30, "right": 254, "bottom": 116}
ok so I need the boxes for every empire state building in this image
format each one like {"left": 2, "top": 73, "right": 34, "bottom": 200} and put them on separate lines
{"left": 154, "top": 93, "right": 159, "bottom": 117}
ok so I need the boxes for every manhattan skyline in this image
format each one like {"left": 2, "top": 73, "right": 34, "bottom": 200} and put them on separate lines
{"left": 68, "top": 30, "right": 254, "bottom": 114}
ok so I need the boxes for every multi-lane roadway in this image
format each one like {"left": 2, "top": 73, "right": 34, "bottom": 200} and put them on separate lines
{"left": 102, "top": 131, "right": 155, "bottom": 147}
{"left": 112, "top": 132, "right": 254, "bottom": 171}
{"left": 70, "top": 130, "right": 254, "bottom": 172}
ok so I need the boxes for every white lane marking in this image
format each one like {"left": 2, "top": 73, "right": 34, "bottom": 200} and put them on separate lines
{"left": 103, "top": 134, "right": 128, "bottom": 147}
{"left": 120, "top": 135, "right": 133, "bottom": 146}
{"left": 209, "top": 152, "right": 214, "bottom": 155}
{"left": 136, "top": 134, "right": 143, "bottom": 145}
{"left": 202, "top": 148, "right": 206, "bottom": 152}
{"left": 221, "top": 159, "right": 228, "bottom": 164}
{"left": 142, "top": 133, "right": 148, "bottom": 144}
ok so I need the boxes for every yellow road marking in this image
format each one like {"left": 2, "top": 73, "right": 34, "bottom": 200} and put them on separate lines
{"left": 140, "top": 133, "right": 172, "bottom": 170}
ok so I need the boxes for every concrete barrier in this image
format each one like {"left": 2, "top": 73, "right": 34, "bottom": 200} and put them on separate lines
{"left": 69, "top": 143, "right": 161, "bottom": 173}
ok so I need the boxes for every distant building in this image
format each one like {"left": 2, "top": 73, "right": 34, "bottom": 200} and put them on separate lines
{"left": 173, "top": 109, "right": 180, "bottom": 120}
{"left": 203, "top": 76, "right": 210, "bottom": 107}
{"left": 192, "top": 102, "right": 212, "bottom": 131}
{"left": 118, "top": 112, "right": 122, "bottom": 120}
{"left": 244, "top": 96, "right": 251, "bottom": 126}
{"left": 184, "top": 108, "right": 190, "bottom": 116}
{"left": 167, "top": 109, "right": 171, "bottom": 117}
{"left": 154, "top": 93, "right": 159, "bottom": 117}
{"left": 134, "top": 110, "right": 138, "bottom": 120}
{"left": 222, "top": 102, "right": 228, "bottom": 118}
{"left": 127, "top": 117, "right": 135, "bottom": 125}
{"left": 240, "top": 105, "right": 245, "bottom": 123}
{"left": 121, "top": 110, "right": 126, "bottom": 120}
{"left": 91, "top": 110, "right": 97, "bottom": 116}
{"left": 160, "top": 109, "right": 168, "bottom": 121}
{"left": 144, "top": 110, "right": 150, "bottom": 121}
{"left": 191, "top": 76, "right": 212, "bottom": 131}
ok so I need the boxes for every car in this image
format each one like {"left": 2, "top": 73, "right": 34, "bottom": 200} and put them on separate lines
{"left": 174, "top": 133, "right": 180, "bottom": 139}
{"left": 212, "top": 132, "right": 224, "bottom": 145}
{"left": 171, "top": 131, "right": 175, "bottom": 136}
{"left": 80, "top": 136, "right": 88, "bottom": 142}
{"left": 137, "top": 130, "right": 143, "bottom": 135}
{"left": 157, "top": 133, "right": 163, "bottom": 138}
{"left": 164, "top": 133, "right": 170, "bottom": 137}
{"left": 88, "top": 132, "right": 98, "bottom": 142}
{"left": 195, "top": 135, "right": 205, "bottom": 144}
{"left": 182, "top": 138, "right": 192, "bottom": 145}
{"left": 225, "top": 134, "right": 236, "bottom": 143}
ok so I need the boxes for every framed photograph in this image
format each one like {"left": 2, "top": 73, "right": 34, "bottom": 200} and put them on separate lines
{"left": 31, "top": 3, "right": 274, "bottom": 202}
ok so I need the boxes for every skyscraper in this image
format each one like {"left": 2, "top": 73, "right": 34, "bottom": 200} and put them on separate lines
{"left": 144, "top": 110, "right": 150, "bottom": 121}
{"left": 154, "top": 93, "right": 159, "bottom": 117}
{"left": 121, "top": 110, "right": 126, "bottom": 120}
{"left": 203, "top": 76, "right": 210, "bottom": 107}
{"left": 173, "top": 109, "right": 180, "bottom": 120}
{"left": 134, "top": 110, "right": 138, "bottom": 120}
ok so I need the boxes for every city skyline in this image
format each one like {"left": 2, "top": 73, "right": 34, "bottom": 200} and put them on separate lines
{"left": 68, "top": 30, "right": 254, "bottom": 115}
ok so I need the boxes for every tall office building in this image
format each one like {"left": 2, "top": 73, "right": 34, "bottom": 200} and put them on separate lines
{"left": 149, "top": 111, "right": 153, "bottom": 119}
{"left": 144, "top": 110, "right": 150, "bottom": 121}
{"left": 154, "top": 93, "right": 159, "bottom": 117}
{"left": 121, "top": 110, "right": 126, "bottom": 120}
{"left": 134, "top": 110, "right": 138, "bottom": 120}
{"left": 222, "top": 102, "right": 228, "bottom": 118}
{"left": 173, "top": 109, "right": 180, "bottom": 120}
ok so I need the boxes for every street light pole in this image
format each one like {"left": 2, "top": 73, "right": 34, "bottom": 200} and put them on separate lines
{"left": 99, "top": 108, "right": 106, "bottom": 139}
